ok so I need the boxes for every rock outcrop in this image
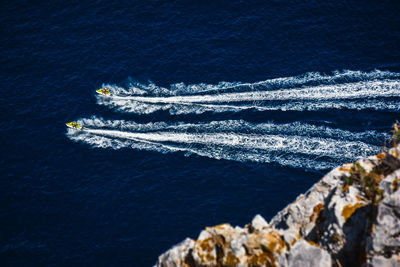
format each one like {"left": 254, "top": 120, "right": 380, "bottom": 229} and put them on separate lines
{"left": 155, "top": 135, "right": 400, "bottom": 266}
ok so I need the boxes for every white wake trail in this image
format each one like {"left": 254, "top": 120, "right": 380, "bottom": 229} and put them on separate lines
{"left": 103, "top": 69, "right": 400, "bottom": 96}
{"left": 85, "top": 128, "right": 377, "bottom": 159}
{"left": 114, "top": 80, "right": 400, "bottom": 102}
{"left": 78, "top": 118, "right": 388, "bottom": 143}
{"left": 67, "top": 119, "right": 383, "bottom": 170}
{"left": 97, "top": 79, "right": 400, "bottom": 114}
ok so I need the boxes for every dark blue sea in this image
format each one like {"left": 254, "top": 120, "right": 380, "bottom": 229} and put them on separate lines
{"left": 1, "top": 1, "right": 400, "bottom": 266}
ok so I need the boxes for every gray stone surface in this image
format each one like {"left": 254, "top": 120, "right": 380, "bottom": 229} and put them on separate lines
{"left": 156, "top": 238, "right": 195, "bottom": 267}
{"left": 155, "top": 145, "right": 400, "bottom": 267}
{"left": 368, "top": 255, "right": 400, "bottom": 267}
{"left": 280, "top": 239, "right": 331, "bottom": 267}
{"left": 250, "top": 214, "right": 269, "bottom": 232}
{"left": 365, "top": 169, "right": 400, "bottom": 266}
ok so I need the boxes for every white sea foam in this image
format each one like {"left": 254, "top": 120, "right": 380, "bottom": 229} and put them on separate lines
{"left": 101, "top": 69, "right": 400, "bottom": 96}
{"left": 97, "top": 77, "right": 400, "bottom": 114}
{"left": 80, "top": 70, "right": 396, "bottom": 168}
{"left": 67, "top": 118, "right": 384, "bottom": 170}
{"left": 78, "top": 118, "right": 388, "bottom": 142}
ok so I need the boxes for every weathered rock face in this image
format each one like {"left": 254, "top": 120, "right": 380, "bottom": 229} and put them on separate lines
{"left": 156, "top": 216, "right": 287, "bottom": 267}
{"left": 156, "top": 238, "right": 195, "bottom": 267}
{"left": 155, "top": 144, "right": 400, "bottom": 267}
{"left": 279, "top": 239, "right": 331, "bottom": 267}
{"left": 366, "top": 169, "right": 400, "bottom": 266}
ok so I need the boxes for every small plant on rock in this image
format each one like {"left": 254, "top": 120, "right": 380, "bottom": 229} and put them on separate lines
{"left": 344, "top": 123, "right": 400, "bottom": 203}
{"left": 345, "top": 162, "right": 383, "bottom": 202}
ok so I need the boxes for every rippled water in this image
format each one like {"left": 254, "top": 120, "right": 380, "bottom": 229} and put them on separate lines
{"left": 69, "top": 70, "right": 399, "bottom": 170}
{"left": 1, "top": 1, "right": 400, "bottom": 266}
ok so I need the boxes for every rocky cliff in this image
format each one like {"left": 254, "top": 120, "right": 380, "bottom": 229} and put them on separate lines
{"left": 155, "top": 128, "right": 400, "bottom": 267}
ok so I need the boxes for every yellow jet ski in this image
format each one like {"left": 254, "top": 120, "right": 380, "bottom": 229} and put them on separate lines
{"left": 96, "top": 88, "right": 111, "bottom": 96}
{"left": 66, "top": 122, "right": 83, "bottom": 130}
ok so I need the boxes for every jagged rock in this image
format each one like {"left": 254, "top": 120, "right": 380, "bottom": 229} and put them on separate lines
{"left": 367, "top": 254, "right": 400, "bottom": 267}
{"left": 269, "top": 146, "right": 400, "bottom": 266}
{"left": 379, "top": 169, "right": 400, "bottom": 196}
{"left": 192, "top": 223, "right": 245, "bottom": 265}
{"left": 156, "top": 238, "right": 195, "bottom": 267}
{"left": 155, "top": 215, "right": 287, "bottom": 267}
{"left": 155, "top": 144, "right": 400, "bottom": 267}
{"left": 269, "top": 162, "right": 371, "bottom": 266}
{"left": 250, "top": 214, "right": 269, "bottom": 232}
{"left": 279, "top": 239, "right": 331, "bottom": 267}
{"left": 366, "top": 169, "right": 400, "bottom": 266}
{"left": 269, "top": 167, "right": 342, "bottom": 246}
{"left": 191, "top": 220, "right": 286, "bottom": 266}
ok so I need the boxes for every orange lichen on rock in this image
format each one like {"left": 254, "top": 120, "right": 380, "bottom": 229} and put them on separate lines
{"left": 356, "top": 195, "right": 368, "bottom": 202}
{"left": 244, "top": 230, "right": 286, "bottom": 267}
{"left": 342, "top": 202, "right": 367, "bottom": 222}
{"left": 339, "top": 165, "right": 352, "bottom": 172}
{"left": 309, "top": 203, "right": 324, "bottom": 222}
{"left": 390, "top": 148, "right": 399, "bottom": 158}
{"left": 306, "top": 240, "right": 322, "bottom": 248}
{"left": 376, "top": 152, "right": 386, "bottom": 161}
{"left": 197, "top": 237, "right": 217, "bottom": 262}
{"left": 198, "top": 237, "right": 214, "bottom": 252}
{"left": 342, "top": 184, "right": 350, "bottom": 192}
{"left": 393, "top": 178, "right": 399, "bottom": 192}
{"left": 191, "top": 222, "right": 288, "bottom": 267}
{"left": 290, "top": 232, "right": 302, "bottom": 246}
{"left": 248, "top": 251, "right": 275, "bottom": 267}
{"left": 224, "top": 253, "right": 239, "bottom": 266}
{"left": 261, "top": 231, "right": 286, "bottom": 254}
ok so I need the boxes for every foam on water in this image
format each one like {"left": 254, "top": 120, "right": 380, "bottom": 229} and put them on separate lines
{"left": 97, "top": 72, "right": 400, "bottom": 114}
{"left": 78, "top": 118, "right": 388, "bottom": 142}
{"left": 102, "top": 69, "right": 400, "bottom": 96}
{"left": 98, "top": 95, "right": 400, "bottom": 115}
{"left": 67, "top": 118, "right": 384, "bottom": 170}
{"left": 74, "top": 70, "right": 397, "bottom": 169}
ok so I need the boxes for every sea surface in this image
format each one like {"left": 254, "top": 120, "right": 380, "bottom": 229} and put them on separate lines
{"left": 1, "top": 1, "right": 400, "bottom": 266}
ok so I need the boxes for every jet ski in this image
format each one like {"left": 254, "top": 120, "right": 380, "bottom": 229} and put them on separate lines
{"left": 66, "top": 122, "right": 83, "bottom": 130}
{"left": 96, "top": 88, "right": 111, "bottom": 96}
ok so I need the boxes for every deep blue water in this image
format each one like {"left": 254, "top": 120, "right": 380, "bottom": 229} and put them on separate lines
{"left": 1, "top": 1, "right": 400, "bottom": 266}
